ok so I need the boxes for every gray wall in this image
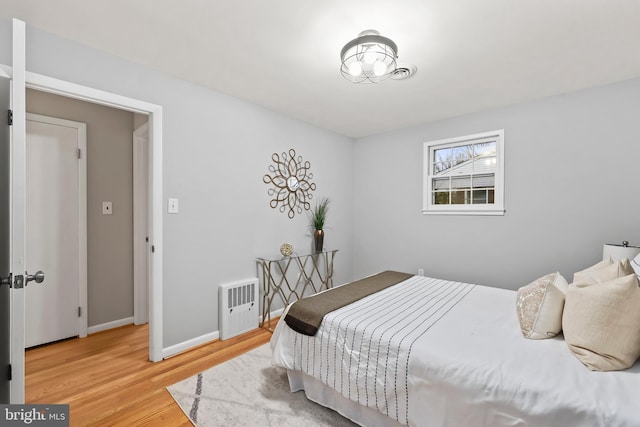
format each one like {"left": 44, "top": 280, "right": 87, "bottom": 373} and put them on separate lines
{"left": 353, "top": 78, "right": 640, "bottom": 289}
{"left": 26, "top": 89, "right": 135, "bottom": 327}
{"left": 2, "top": 24, "right": 354, "bottom": 348}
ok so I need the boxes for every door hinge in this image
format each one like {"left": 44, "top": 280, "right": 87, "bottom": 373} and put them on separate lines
{"left": 7, "top": 109, "right": 13, "bottom": 126}
{"left": 7, "top": 364, "right": 11, "bottom": 381}
{"left": 77, "top": 148, "right": 81, "bottom": 159}
{"left": 78, "top": 306, "right": 81, "bottom": 317}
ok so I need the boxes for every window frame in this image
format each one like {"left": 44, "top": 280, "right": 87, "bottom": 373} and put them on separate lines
{"left": 422, "top": 129, "right": 505, "bottom": 216}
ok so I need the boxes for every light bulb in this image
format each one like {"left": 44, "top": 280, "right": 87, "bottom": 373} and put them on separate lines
{"left": 348, "top": 61, "right": 362, "bottom": 76}
{"left": 373, "top": 61, "right": 388, "bottom": 76}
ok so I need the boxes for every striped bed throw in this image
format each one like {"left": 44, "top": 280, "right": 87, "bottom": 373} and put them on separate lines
{"left": 288, "top": 275, "right": 475, "bottom": 425}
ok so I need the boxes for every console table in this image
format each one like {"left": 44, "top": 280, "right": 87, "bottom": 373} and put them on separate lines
{"left": 257, "top": 249, "right": 338, "bottom": 331}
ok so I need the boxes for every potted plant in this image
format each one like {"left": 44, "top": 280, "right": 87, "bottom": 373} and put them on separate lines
{"left": 311, "top": 197, "right": 330, "bottom": 252}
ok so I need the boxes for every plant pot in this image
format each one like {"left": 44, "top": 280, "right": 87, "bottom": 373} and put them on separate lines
{"left": 313, "top": 229, "right": 324, "bottom": 252}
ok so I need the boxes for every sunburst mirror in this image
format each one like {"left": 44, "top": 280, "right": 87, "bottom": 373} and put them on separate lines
{"left": 263, "top": 149, "right": 316, "bottom": 219}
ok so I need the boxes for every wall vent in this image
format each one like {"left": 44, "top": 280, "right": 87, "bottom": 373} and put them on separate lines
{"left": 219, "top": 278, "right": 259, "bottom": 340}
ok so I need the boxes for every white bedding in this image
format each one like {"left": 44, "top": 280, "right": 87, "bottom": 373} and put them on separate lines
{"left": 271, "top": 275, "right": 640, "bottom": 427}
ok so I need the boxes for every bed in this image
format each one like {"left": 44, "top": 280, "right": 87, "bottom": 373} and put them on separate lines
{"left": 270, "top": 272, "right": 640, "bottom": 427}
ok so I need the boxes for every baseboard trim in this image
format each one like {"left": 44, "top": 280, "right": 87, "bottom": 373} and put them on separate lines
{"left": 161, "top": 307, "right": 285, "bottom": 359}
{"left": 88, "top": 316, "right": 134, "bottom": 335}
{"left": 162, "top": 331, "right": 220, "bottom": 359}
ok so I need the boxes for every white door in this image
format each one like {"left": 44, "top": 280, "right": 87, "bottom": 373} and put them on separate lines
{"left": 25, "top": 114, "right": 87, "bottom": 347}
{"left": 0, "top": 48, "right": 12, "bottom": 405}
{"left": 7, "top": 18, "right": 28, "bottom": 404}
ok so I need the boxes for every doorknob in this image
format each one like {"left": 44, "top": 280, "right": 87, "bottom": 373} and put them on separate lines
{"left": 26, "top": 270, "right": 45, "bottom": 284}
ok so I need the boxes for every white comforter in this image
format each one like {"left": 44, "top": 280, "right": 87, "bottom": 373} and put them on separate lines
{"left": 271, "top": 275, "right": 640, "bottom": 427}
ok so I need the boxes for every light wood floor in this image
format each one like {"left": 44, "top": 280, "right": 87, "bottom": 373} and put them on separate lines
{"left": 25, "top": 321, "right": 275, "bottom": 426}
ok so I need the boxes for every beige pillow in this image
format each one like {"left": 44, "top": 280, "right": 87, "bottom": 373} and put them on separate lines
{"left": 563, "top": 273, "right": 640, "bottom": 371}
{"left": 573, "top": 258, "right": 634, "bottom": 285}
{"left": 516, "top": 272, "right": 569, "bottom": 339}
{"left": 632, "top": 254, "right": 640, "bottom": 277}
{"left": 582, "top": 257, "right": 614, "bottom": 271}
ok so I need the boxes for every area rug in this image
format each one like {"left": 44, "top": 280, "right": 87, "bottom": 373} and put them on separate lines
{"left": 167, "top": 344, "right": 356, "bottom": 426}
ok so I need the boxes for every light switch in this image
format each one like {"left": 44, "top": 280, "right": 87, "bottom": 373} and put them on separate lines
{"left": 168, "top": 198, "right": 179, "bottom": 214}
{"left": 102, "top": 201, "right": 113, "bottom": 215}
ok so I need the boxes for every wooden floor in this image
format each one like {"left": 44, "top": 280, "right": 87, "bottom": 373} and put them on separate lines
{"left": 25, "top": 321, "right": 275, "bottom": 426}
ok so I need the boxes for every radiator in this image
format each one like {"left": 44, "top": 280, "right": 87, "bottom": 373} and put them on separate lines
{"left": 218, "top": 278, "right": 259, "bottom": 340}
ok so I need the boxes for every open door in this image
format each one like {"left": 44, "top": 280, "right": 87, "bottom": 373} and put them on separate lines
{"left": 0, "top": 31, "right": 12, "bottom": 404}
{"left": 10, "top": 17, "right": 28, "bottom": 405}
{"left": 2, "top": 18, "right": 42, "bottom": 404}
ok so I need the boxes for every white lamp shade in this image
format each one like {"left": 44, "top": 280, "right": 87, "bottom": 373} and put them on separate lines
{"left": 603, "top": 243, "right": 640, "bottom": 262}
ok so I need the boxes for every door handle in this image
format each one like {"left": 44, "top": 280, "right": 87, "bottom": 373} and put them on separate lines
{"left": 26, "top": 270, "right": 45, "bottom": 284}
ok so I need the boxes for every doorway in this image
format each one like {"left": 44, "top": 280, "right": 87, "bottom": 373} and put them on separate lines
{"left": 25, "top": 113, "right": 87, "bottom": 348}
{"left": 4, "top": 64, "right": 163, "bottom": 403}
{"left": 2, "top": 19, "right": 161, "bottom": 404}
{"left": 26, "top": 72, "right": 163, "bottom": 363}
{"left": 25, "top": 89, "right": 150, "bottom": 344}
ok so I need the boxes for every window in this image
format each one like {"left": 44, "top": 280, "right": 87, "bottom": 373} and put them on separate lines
{"left": 423, "top": 129, "right": 504, "bottom": 215}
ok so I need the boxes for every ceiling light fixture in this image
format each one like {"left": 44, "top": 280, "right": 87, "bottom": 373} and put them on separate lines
{"left": 340, "top": 30, "right": 399, "bottom": 84}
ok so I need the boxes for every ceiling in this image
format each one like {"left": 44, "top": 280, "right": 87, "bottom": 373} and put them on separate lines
{"left": 2, "top": 0, "right": 640, "bottom": 138}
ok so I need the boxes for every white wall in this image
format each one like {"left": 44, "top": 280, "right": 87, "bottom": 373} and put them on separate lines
{"left": 353, "top": 78, "right": 640, "bottom": 290}
{"left": 8, "top": 24, "right": 354, "bottom": 348}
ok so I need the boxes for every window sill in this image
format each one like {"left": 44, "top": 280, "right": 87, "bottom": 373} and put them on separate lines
{"left": 422, "top": 209, "right": 505, "bottom": 216}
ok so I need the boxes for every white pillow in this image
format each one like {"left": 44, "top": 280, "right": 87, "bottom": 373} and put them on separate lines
{"left": 563, "top": 273, "right": 640, "bottom": 371}
{"left": 516, "top": 272, "right": 569, "bottom": 339}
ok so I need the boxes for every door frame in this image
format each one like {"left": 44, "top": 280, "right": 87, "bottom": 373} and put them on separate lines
{"left": 25, "top": 112, "right": 88, "bottom": 340}
{"left": 24, "top": 72, "right": 163, "bottom": 363}
{"left": 133, "top": 122, "right": 149, "bottom": 325}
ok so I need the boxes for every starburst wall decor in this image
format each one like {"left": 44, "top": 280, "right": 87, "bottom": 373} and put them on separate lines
{"left": 263, "top": 149, "right": 316, "bottom": 219}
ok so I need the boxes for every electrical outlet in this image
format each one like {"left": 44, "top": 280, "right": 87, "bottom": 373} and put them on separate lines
{"left": 418, "top": 268, "right": 424, "bottom": 276}
{"left": 102, "top": 201, "right": 112, "bottom": 215}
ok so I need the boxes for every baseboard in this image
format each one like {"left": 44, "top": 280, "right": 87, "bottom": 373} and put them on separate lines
{"left": 162, "top": 330, "right": 220, "bottom": 359}
{"left": 161, "top": 307, "right": 284, "bottom": 360}
{"left": 87, "top": 316, "right": 134, "bottom": 334}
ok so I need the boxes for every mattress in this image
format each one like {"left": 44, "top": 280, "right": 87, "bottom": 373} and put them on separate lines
{"left": 270, "top": 275, "right": 640, "bottom": 427}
